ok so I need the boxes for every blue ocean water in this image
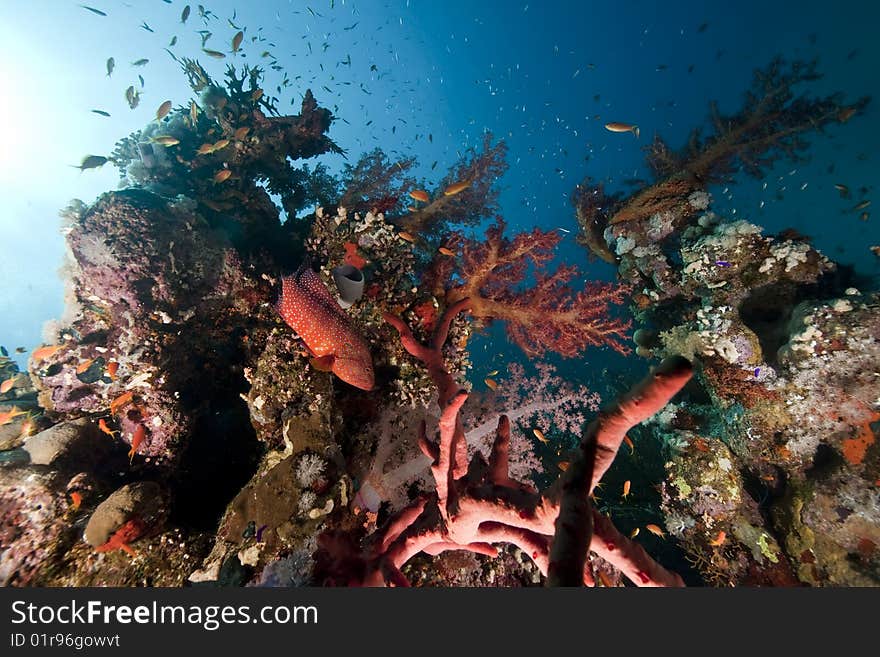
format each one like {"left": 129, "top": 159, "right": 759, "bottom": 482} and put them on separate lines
{"left": 0, "top": 0, "right": 876, "bottom": 372}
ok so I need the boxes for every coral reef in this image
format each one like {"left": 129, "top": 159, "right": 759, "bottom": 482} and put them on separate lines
{"left": 3, "top": 48, "right": 873, "bottom": 591}
{"left": 314, "top": 301, "right": 691, "bottom": 586}
{"left": 568, "top": 58, "right": 876, "bottom": 586}
{"left": 31, "top": 189, "right": 266, "bottom": 466}
{"left": 636, "top": 217, "right": 880, "bottom": 585}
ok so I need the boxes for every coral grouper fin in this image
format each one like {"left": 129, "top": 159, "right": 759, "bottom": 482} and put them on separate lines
{"left": 278, "top": 262, "right": 375, "bottom": 391}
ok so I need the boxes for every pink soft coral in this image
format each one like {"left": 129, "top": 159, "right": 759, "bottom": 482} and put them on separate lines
{"left": 442, "top": 219, "right": 631, "bottom": 358}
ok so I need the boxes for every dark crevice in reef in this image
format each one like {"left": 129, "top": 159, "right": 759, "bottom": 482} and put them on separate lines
{"left": 738, "top": 283, "right": 800, "bottom": 367}
{"left": 169, "top": 398, "right": 263, "bottom": 532}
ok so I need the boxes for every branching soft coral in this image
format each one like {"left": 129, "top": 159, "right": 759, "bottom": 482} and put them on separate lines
{"left": 572, "top": 178, "right": 623, "bottom": 264}
{"left": 439, "top": 219, "right": 631, "bottom": 358}
{"left": 399, "top": 134, "right": 508, "bottom": 235}
{"left": 574, "top": 56, "right": 870, "bottom": 259}
{"left": 338, "top": 149, "right": 417, "bottom": 215}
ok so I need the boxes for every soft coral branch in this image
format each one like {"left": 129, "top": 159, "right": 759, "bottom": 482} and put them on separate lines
{"left": 443, "top": 218, "right": 631, "bottom": 358}
{"left": 574, "top": 57, "right": 870, "bottom": 260}
{"left": 400, "top": 134, "right": 508, "bottom": 234}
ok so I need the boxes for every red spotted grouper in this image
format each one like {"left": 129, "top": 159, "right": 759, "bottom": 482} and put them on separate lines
{"left": 277, "top": 262, "right": 375, "bottom": 390}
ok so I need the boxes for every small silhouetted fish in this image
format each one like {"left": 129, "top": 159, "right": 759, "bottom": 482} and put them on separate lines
{"left": 698, "top": 22, "right": 708, "bottom": 32}
{"left": 847, "top": 48, "right": 860, "bottom": 61}
{"left": 232, "top": 30, "right": 244, "bottom": 52}
{"left": 181, "top": 4, "right": 190, "bottom": 23}
{"left": 72, "top": 155, "right": 108, "bottom": 171}
{"left": 79, "top": 5, "right": 107, "bottom": 16}
{"left": 141, "top": 22, "right": 154, "bottom": 33}
{"left": 125, "top": 85, "right": 140, "bottom": 109}
{"left": 91, "top": 109, "right": 110, "bottom": 116}
{"left": 151, "top": 135, "right": 180, "bottom": 146}
{"left": 169, "top": 35, "right": 177, "bottom": 47}
{"left": 132, "top": 58, "right": 149, "bottom": 66}
{"left": 203, "top": 49, "right": 226, "bottom": 58}
{"left": 106, "top": 57, "right": 114, "bottom": 76}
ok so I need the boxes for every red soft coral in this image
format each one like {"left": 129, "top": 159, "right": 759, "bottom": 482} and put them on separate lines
{"left": 442, "top": 219, "right": 631, "bottom": 358}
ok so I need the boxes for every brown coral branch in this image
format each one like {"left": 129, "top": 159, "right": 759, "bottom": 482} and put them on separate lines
{"left": 399, "top": 134, "right": 508, "bottom": 234}
{"left": 605, "top": 58, "right": 868, "bottom": 228}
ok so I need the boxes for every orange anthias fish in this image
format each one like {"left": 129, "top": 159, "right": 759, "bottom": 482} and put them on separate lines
{"left": 710, "top": 530, "right": 727, "bottom": 547}
{"left": 398, "top": 231, "right": 417, "bottom": 244}
{"left": 18, "top": 417, "right": 36, "bottom": 439}
{"left": 622, "top": 480, "right": 631, "bottom": 499}
{"left": 95, "top": 517, "right": 147, "bottom": 557}
{"left": 605, "top": 122, "right": 640, "bottom": 138}
{"left": 75, "top": 358, "right": 96, "bottom": 374}
{"left": 533, "top": 428, "right": 548, "bottom": 444}
{"left": 109, "top": 390, "right": 135, "bottom": 416}
{"left": 128, "top": 424, "right": 147, "bottom": 463}
{"left": 484, "top": 378, "right": 498, "bottom": 391}
{"left": 438, "top": 247, "right": 456, "bottom": 257}
{"left": 0, "top": 376, "right": 15, "bottom": 394}
{"left": 408, "top": 189, "right": 430, "bottom": 203}
{"left": 623, "top": 434, "right": 634, "bottom": 454}
{"left": 0, "top": 407, "right": 28, "bottom": 425}
{"left": 31, "top": 345, "right": 64, "bottom": 361}
{"left": 277, "top": 262, "right": 374, "bottom": 391}
{"left": 98, "top": 418, "right": 119, "bottom": 438}
{"left": 444, "top": 180, "right": 471, "bottom": 196}
{"left": 106, "top": 360, "right": 119, "bottom": 381}
{"left": 69, "top": 491, "right": 83, "bottom": 511}
{"left": 645, "top": 524, "right": 666, "bottom": 538}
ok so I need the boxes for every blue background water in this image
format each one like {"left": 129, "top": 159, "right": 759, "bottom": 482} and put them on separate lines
{"left": 0, "top": 0, "right": 876, "bottom": 377}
